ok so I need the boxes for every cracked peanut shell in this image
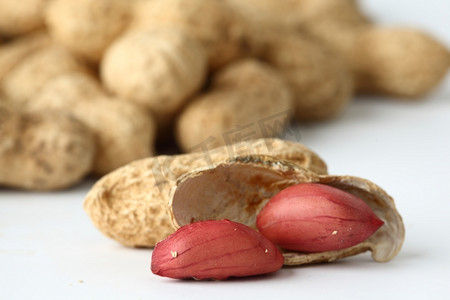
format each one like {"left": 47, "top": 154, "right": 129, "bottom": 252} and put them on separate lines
{"left": 83, "top": 138, "right": 327, "bottom": 247}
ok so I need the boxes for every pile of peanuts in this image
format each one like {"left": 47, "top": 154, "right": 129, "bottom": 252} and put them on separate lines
{"left": 1, "top": 0, "right": 449, "bottom": 191}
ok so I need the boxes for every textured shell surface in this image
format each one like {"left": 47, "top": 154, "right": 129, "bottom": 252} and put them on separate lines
{"left": 84, "top": 138, "right": 327, "bottom": 248}
{"left": 0, "top": 102, "right": 95, "bottom": 190}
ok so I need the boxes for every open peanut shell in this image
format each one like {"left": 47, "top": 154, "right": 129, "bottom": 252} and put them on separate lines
{"left": 84, "top": 138, "right": 327, "bottom": 247}
{"left": 169, "top": 155, "right": 404, "bottom": 265}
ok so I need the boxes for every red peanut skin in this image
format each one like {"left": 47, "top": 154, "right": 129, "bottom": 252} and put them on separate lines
{"left": 151, "top": 219, "right": 284, "bottom": 280}
{"left": 256, "top": 183, "right": 384, "bottom": 253}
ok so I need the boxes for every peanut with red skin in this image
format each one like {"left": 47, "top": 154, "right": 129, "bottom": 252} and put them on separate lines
{"left": 256, "top": 183, "right": 384, "bottom": 253}
{"left": 151, "top": 219, "right": 284, "bottom": 280}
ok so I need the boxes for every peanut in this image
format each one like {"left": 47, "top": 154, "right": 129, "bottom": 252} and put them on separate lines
{"left": 130, "top": 0, "right": 247, "bottom": 70}
{"left": 247, "top": 27, "right": 353, "bottom": 122}
{"left": 176, "top": 59, "right": 293, "bottom": 151}
{"left": 100, "top": 27, "right": 207, "bottom": 137}
{"left": 30, "top": 72, "right": 156, "bottom": 175}
{"left": 0, "top": 0, "right": 49, "bottom": 37}
{"left": 351, "top": 28, "right": 450, "bottom": 97}
{"left": 151, "top": 219, "right": 284, "bottom": 280}
{"left": 256, "top": 183, "right": 384, "bottom": 252}
{"left": 295, "top": 0, "right": 450, "bottom": 97}
{"left": 0, "top": 31, "right": 50, "bottom": 83}
{"left": 0, "top": 101, "right": 95, "bottom": 190}
{"left": 44, "top": 0, "right": 132, "bottom": 64}
{"left": 227, "top": 0, "right": 450, "bottom": 98}
{"left": 1, "top": 44, "right": 91, "bottom": 104}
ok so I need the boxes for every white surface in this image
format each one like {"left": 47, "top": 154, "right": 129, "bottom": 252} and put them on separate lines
{"left": 1, "top": 1, "right": 450, "bottom": 299}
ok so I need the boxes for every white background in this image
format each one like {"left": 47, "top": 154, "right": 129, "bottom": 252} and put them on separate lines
{"left": 1, "top": 1, "right": 450, "bottom": 299}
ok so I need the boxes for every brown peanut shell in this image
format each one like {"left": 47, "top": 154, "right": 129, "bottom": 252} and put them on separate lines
{"left": 176, "top": 59, "right": 293, "bottom": 151}
{"left": 130, "top": 0, "right": 247, "bottom": 70}
{"left": 169, "top": 155, "right": 404, "bottom": 265}
{"left": 31, "top": 72, "right": 156, "bottom": 175}
{"left": 2, "top": 44, "right": 91, "bottom": 104}
{"left": 100, "top": 27, "right": 207, "bottom": 135}
{"left": 44, "top": 0, "right": 132, "bottom": 63}
{"left": 0, "top": 101, "right": 95, "bottom": 190}
{"left": 228, "top": 0, "right": 450, "bottom": 97}
{"left": 247, "top": 26, "right": 353, "bottom": 122}
{"left": 0, "top": 0, "right": 49, "bottom": 37}
{"left": 0, "top": 31, "right": 50, "bottom": 83}
{"left": 352, "top": 27, "right": 450, "bottom": 98}
{"left": 83, "top": 138, "right": 327, "bottom": 247}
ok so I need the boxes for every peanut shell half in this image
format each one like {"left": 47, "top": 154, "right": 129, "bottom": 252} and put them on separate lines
{"left": 169, "top": 155, "right": 404, "bottom": 265}
{"left": 84, "top": 138, "right": 327, "bottom": 247}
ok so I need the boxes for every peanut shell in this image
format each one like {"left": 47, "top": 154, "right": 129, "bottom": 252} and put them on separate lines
{"left": 83, "top": 138, "right": 327, "bottom": 247}
{"left": 100, "top": 27, "right": 207, "bottom": 135}
{"left": 30, "top": 72, "right": 156, "bottom": 175}
{"left": 0, "top": 31, "right": 50, "bottom": 82}
{"left": 176, "top": 59, "right": 293, "bottom": 151}
{"left": 44, "top": 0, "right": 132, "bottom": 63}
{"left": 1, "top": 44, "right": 91, "bottom": 104}
{"left": 0, "top": 101, "right": 95, "bottom": 190}
{"left": 247, "top": 26, "right": 353, "bottom": 122}
{"left": 352, "top": 28, "right": 450, "bottom": 98}
{"left": 130, "top": 0, "right": 247, "bottom": 70}
{"left": 225, "top": 0, "right": 369, "bottom": 30}
{"left": 0, "top": 0, "right": 49, "bottom": 36}
{"left": 229, "top": 0, "right": 450, "bottom": 97}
